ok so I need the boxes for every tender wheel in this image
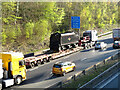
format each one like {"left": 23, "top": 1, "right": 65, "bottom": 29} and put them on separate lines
{"left": 15, "top": 76, "right": 22, "bottom": 85}
{"left": 30, "top": 63, "right": 35, "bottom": 68}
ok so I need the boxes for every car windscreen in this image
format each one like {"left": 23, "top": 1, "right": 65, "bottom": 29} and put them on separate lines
{"left": 96, "top": 43, "right": 100, "bottom": 45}
{"left": 53, "top": 64, "right": 62, "bottom": 68}
{"left": 114, "top": 43, "right": 119, "bottom": 45}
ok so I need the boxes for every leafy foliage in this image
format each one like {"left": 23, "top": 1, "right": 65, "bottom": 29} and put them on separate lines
{"left": 1, "top": 2, "right": 119, "bottom": 53}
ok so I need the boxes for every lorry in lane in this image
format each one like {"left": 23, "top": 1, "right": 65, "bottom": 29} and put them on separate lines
{"left": 23, "top": 30, "right": 98, "bottom": 69}
{"left": 79, "top": 30, "right": 98, "bottom": 49}
{"left": 0, "top": 52, "right": 26, "bottom": 88}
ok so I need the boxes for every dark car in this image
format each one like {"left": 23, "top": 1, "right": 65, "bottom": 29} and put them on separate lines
{"left": 113, "top": 41, "right": 120, "bottom": 49}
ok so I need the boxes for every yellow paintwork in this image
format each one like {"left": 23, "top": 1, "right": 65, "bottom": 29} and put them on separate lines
{"left": 52, "top": 63, "right": 75, "bottom": 75}
{"left": 0, "top": 52, "right": 26, "bottom": 80}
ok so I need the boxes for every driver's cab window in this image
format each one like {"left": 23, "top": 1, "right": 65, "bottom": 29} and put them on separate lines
{"left": 68, "top": 63, "right": 72, "bottom": 66}
{"left": 19, "top": 60, "right": 25, "bottom": 66}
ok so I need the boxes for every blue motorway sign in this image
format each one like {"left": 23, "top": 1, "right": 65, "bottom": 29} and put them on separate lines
{"left": 71, "top": 16, "right": 80, "bottom": 29}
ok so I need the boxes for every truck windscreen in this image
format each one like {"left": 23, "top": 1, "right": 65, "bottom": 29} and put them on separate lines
{"left": 83, "top": 33, "right": 90, "bottom": 37}
{"left": 19, "top": 60, "right": 25, "bottom": 66}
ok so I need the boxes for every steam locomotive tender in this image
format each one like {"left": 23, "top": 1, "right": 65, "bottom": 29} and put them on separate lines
{"left": 50, "top": 32, "right": 79, "bottom": 52}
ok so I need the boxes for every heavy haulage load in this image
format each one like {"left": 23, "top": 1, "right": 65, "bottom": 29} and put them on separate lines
{"left": 24, "top": 30, "right": 98, "bottom": 69}
{"left": 0, "top": 30, "right": 98, "bottom": 89}
{"left": 50, "top": 32, "right": 79, "bottom": 52}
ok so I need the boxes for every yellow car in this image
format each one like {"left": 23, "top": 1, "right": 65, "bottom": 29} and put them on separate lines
{"left": 52, "top": 61, "right": 76, "bottom": 76}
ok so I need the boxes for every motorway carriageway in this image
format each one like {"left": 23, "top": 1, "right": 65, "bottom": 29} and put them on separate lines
{"left": 10, "top": 34, "right": 119, "bottom": 89}
{"left": 94, "top": 69, "right": 120, "bottom": 89}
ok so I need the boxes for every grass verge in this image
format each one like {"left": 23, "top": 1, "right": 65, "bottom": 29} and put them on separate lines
{"left": 62, "top": 59, "right": 119, "bottom": 88}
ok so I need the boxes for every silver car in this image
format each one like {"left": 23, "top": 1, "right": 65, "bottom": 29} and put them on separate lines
{"left": 95, "top": 42, "right": 107, "bottom": 50}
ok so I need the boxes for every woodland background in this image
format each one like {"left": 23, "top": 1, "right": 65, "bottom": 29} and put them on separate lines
{"left": 1, "top": 2, "right": 120, "bottom": 54}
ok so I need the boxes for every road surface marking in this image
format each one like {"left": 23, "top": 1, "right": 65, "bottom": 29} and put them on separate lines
{"left": 81, "top": 58, "right": 87, "bottom": 61}
{"left": 63, "top": 56, "right": 70, "bottom": 59}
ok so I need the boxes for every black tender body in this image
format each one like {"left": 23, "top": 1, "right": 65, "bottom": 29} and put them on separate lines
{"left": 50, "top": 32, "right": 79, "bottom": 52}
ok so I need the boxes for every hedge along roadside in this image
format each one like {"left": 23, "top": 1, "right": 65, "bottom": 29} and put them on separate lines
{"left": 47, "top": 51, "right": 120, "bottom": 88}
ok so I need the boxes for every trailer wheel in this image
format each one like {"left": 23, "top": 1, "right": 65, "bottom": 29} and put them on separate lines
{"left": 41, "top": 61, "right": 44, "bottom": 64}
{"left": 47, "top": 58, "right": 50, "bottom": 62}
{"left": 35, "top": 62, "right": 38, "bottom": 66}
{"left": 37, "top": 60, "right": 41, "bottom": 65}
{"left": 15, "top": 76, "right": 22, "bottom": 85}
{"left": 30, "top": 63, "right": 35, "bottom": 68}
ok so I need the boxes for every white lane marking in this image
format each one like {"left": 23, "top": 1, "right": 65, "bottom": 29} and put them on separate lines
{"left": 81, "top": 58, "right": 87, "bottom": 61}
{"left": 98, "top": 71, "right": 120, "bottom": 89}
{"left": 28, "top": 67, "right": 39, "bottom": 71}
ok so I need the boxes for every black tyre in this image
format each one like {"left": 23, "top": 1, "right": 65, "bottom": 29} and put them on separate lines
{"left": 47, "top": 59, "right": 50, "bottom": 62}
{"left": 95, "top": 48, "right": 97, "bottom": 50}
{"left": 52, "top": 73, "right": 56, "bottom": 76}
{"left": 43, "top": 58, "right": 47, "bottom": 62}
{"left": 30, "top": 63, "right": 35, "bottom": 68}
{"left": 37, "top": 60, "right": 41, "bottom": 65}
{"left": 15, "top": 76, "right": 22, "bottom": 85}
{"left": 73, "top": 66, "right": 76, "bottom": 71}
{"left": 35, "top": 62, "right": 38, "bottom": 66}
{"left": 41, "top": 61, "right": 44, "bottom": 64}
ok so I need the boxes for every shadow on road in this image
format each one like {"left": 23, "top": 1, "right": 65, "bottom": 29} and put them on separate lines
{"left": 81, "top": 48, "right": 94, "bottom": 52}
{"left": 20, "top": 73, "right": 45, "bottom": 85}
{"left": 45, "top": 74, "right": 62, "bottom": 80}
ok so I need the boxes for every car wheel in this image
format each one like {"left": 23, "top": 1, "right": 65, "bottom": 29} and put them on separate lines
{"left": 73, "top": 66, "right": 76, "bottom": 71}
{"left": 62, "top": 71, "right": 66, "bottom": 76}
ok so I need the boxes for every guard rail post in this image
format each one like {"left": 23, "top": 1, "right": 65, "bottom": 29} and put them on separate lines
{"left": 103, "top": 60, "right": 105, "bottom": 64}
{"left": 60, "top": 82, "right": 62, "bottom": 88}
{"left": 73, "top": 75, "right": 76, "bottom": 81}
{"left": 111, "top": 56, "right": 113, "bottom": 60}
{"left": 82, "top": 70, "right": 86, "bottom": 75}
{"left": 94, "top": 65, "right": 97, "bottom": 70}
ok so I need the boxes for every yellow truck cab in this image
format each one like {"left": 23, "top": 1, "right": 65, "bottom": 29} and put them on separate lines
{"left": 0, "top": 51, "right": 26, "bottom": 87}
